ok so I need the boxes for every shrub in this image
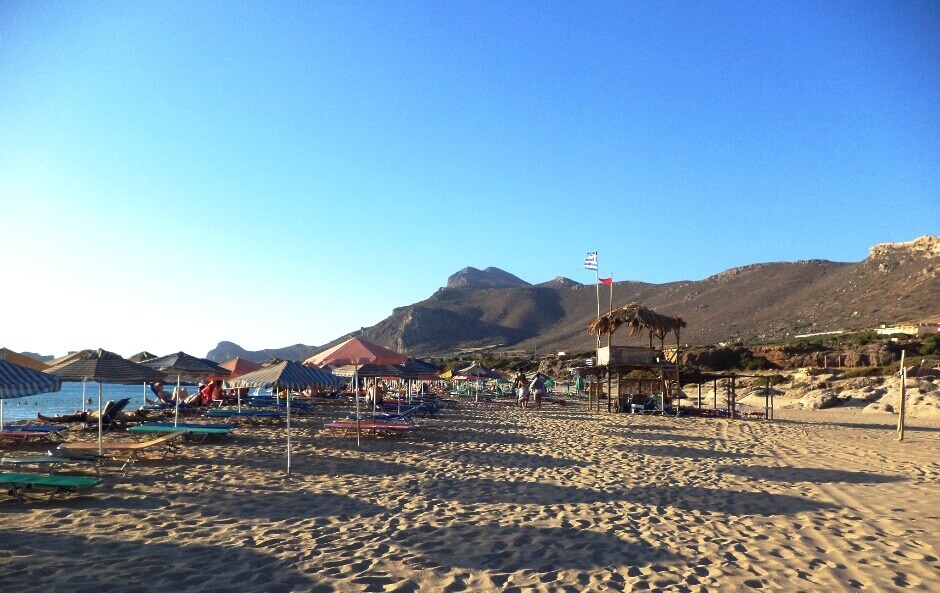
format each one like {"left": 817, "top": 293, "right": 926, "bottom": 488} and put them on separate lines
{"left": 920, "top": 334, "right": 939, "bottom": 356}
{"left": 844, "top": 367, "right": 884, "bottom": 379}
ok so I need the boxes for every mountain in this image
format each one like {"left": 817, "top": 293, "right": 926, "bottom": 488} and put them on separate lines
{"left": 205, "top": 341, "right": 320, "bottom": 364}
{"left": 207, "top": 237, "right": 940, "bottom": 360}
{"left": 446, "top": 267, "right": 530, "bottom": 290}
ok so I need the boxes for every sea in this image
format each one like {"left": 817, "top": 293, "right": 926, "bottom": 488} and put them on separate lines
{"left": 0, "top": 381, "right": 200, "bottom": 424}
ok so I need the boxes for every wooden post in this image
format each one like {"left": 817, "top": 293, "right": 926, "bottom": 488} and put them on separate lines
{"left": 765, "top": 377, "right": 771, "bottom": 420}
{"left": 607, "top": 371, "right": 612, "bottom": 413}
{"left": 697, "top": 383, "right": 702, "bottom": 408}
{"left": 897, "top": 350, "right": 907, "bottom": 441}
{"left": 713, "top": 379, "right": 718, "bottom": 410}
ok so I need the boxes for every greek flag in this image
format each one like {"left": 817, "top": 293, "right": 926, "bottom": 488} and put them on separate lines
{"left": 584, "top": 251, "right": 598, "bottom": 270}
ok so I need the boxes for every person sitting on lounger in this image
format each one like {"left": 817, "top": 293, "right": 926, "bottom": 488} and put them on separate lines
{"left": 39, "top": 399, "right": 122, "bottom": 423}
{"left": 147, "top": 382, "right": 174, "bottom": 406}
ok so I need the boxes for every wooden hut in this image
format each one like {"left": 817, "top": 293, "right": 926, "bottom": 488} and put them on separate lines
{"left": 587, "top": 302, "right": 686, "bottom": 413}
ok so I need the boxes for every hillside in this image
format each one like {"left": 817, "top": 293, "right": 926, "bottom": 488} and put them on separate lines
{"left": 207, "top": 236, "right": 940, "bottom": 361}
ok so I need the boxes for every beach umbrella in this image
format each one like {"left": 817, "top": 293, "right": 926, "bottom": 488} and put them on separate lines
{"left": 219, "top": 357, "right": 262, "bottom": 379}
{"left": 0, "top": 348, "right": 50, "bottom": 372}
{"left": 139, "top": 352, "right": 231, "bottom": 426}
{"left": 128, "top": 351, "right": 158, "bottom": 363}
{"left": 227, "top": 360, "right": 342, "bottom": 475}
{"left": 0, "top": 359, "right": 62, "bottom": 430}
{"left": 457, "top": 362, "right": 500, "bottom": 401}
{"left": 44, "top": 349, "right": 164, "bottom": 455}
{"left": 305, "top": 337, "right": 407, "bottom": 447}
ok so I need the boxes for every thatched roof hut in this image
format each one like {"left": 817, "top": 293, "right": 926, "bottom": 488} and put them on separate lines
{"left": 588, "top": 302, "right": 686, "bottom": 346}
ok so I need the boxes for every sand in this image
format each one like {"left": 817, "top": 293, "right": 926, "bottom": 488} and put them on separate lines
{"left": 1, "top": 400, "right": 938, "bottom": 592}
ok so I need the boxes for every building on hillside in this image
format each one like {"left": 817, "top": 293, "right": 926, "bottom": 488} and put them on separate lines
{"left": 875, "top": 323, "right": 940, "bottom": 337}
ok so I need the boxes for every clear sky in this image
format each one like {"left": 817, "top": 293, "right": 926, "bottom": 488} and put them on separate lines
{"left": 1, "top": 1, "right": 937, "bottom": 358}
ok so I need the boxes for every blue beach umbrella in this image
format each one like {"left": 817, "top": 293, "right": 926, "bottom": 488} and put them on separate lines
{"left": 0, "top": 359, "right": 62, "bottom": 430}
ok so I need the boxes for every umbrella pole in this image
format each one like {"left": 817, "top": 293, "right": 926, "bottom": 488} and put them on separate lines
{"left": 355, "top": 368, "right": 360, "bottom": 448}
{"left": 1, "top": 399, "right": 4, "bottom": 431}
{"left": 175, "top": 373, "right": 181, "bottom": 427}
{"left": 237, "top": 387, "right": 241, "bottom": 413}
{"left": 81, "top": 379, "right": 87, "bottom": 413}
{"left": 98, "top": 382, "right": 103, "bottom": 456}
{"left": 284, "top": 383, "right": 291, "bottom": 476}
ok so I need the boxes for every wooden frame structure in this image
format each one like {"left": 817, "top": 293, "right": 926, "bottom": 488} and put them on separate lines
{"left": 586, "top": 303, "right": 686, "bottom": 415}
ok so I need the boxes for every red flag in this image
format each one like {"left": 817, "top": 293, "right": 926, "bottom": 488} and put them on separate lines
{"left": 599, "top": 277, "right": 613, "bottom": 286}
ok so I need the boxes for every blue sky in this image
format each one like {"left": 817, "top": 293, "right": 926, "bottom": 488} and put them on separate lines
{"left": 1, "top": 1, "right": 937, "bottom": 357}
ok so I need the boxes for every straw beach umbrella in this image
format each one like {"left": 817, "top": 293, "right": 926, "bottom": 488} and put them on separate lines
{"left": 44, "top": 349, "right": 164, "bottom": 454}
{"left": 588, "top": 302, "right": 687, "bottom": 349}
{"left": 305, "top": 337, "right": 407, "bottom": 447}
{"left": 138, "top": 352, "right": 231, "bottom": 426}
{"left": 226, "top": 360, "right": 341, "bottom": 475}
{"left": 0, "top": 359, "right": 62, "bottom": 430}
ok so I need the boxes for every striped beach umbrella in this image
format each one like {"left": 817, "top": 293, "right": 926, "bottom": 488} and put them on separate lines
{"left": 227, "top": 360, "right": 342, "bottom": 475}
{"left": 0, "top": 359, "right": 62, "bottom": 430}
{"left": 44, "top": 349, "right": 165, "bottom": 454}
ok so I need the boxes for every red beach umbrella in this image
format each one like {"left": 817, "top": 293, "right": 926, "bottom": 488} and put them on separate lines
{"left": 305, "top": 337, "right": 407, "bottom": 447}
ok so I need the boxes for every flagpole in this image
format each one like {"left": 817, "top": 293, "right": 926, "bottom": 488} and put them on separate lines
{"left": 607, "top": 277, "right": 613, "bottom": 350}
{"left": 594, "top": 253, "right": 601, "bottom": 348}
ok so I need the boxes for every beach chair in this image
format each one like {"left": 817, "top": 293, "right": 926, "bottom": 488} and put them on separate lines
{"left": 37, "top": 398, "right": 132, "bottom": 430}
{"left": 324, "top": 420, "right": 415, "bottom": 438}
{"left": 204, "top": 409, "right": 285, "bottom": 424}
{"left": 1, "top": 425, "right": 68, "bottom": 435}
{"left": 57, "top": 431, "right": 186, "bottom": 476}
{"left": 0, "top": 471, "right": 102, "bottom": 502}
{"left": 0, "top": 429, "right": 61, "bottom": 448}
{"left": 2, "top": 452, "right": 101, "bottom": 477}
{"left": 129, "top": 422, "right": 235, "bottom": 442}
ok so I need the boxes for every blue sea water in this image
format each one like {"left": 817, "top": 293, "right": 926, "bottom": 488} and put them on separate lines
{"left": 0, "top": 381, "right": 199, "bottom": 424}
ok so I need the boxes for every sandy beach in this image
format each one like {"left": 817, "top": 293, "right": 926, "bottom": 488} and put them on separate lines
{"left": 2, "top": 400, "right": 938, "bottom": 592}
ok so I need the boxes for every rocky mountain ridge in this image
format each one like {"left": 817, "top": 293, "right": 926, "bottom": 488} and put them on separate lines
{"left": 207, "top": 236, "right": 939, "bottom": 362}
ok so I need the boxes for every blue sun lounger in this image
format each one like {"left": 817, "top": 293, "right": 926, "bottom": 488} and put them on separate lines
{"left": 129, "top": 422, "right": 235, "bottom": 439}
{"left": 204, "top": 409, "right": 285, "bottom": 422}
{"left": 0, "top": 471, "right": 102, "bottom": 502}
{"left": 1, "top": 425, "right": 68, "bottom": 434}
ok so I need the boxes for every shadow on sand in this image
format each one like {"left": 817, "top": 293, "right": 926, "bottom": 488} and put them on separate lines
{"left": 717, "top": 464, "right": 906, "bottom": 484}
{"left": 619, "top": 443, "right": 758, "bottom": 459}
{"left": 0, "top": 529, "right": 313, "bottom": 591}
{"left": 393, "top": 523, "right": 675, "bottom": 572}
{"left": 448, "top": 450, "right": 585, "bottom": 470}
{"left": 416, "top": 477, "right": 834, "bottom": 515}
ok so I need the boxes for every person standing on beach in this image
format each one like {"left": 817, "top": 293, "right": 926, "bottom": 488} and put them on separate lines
{"left": 530, "top": 374, "right": 546, "bottom": 411}
{"left": 514, "top": 372, "right": 530, "bottom": 409}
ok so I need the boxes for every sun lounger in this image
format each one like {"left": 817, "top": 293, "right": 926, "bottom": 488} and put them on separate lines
{"left": 204, "top": 409, "right": 285, "bottom": 423}
{"left": 0, "top": 430, "right": 59, "bottom": 447}
{"left": 0, "top": 471, "right": 102, "bottom": 502}
{"left": 2, "top": 453, "right": 101, "bottom": 476}
{"left": 58, "top": 431, "right": 186, "bottom": 476}
{"left": 377, "top": 402, "right": 438, "bottom": 416}
{"left": 1, "top": 425, "right": 68, "bottom": 434}
{"left": 129, "top": 422, "right": 234, "bottom": 441}
{"left": 324, "top": 420, "right": 414, "bottom": 438}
